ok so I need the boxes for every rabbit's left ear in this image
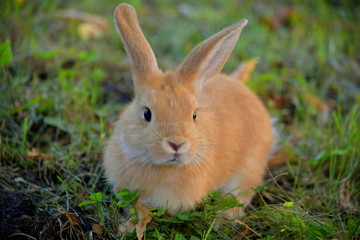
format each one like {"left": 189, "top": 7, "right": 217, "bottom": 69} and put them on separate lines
{"left": 114, "top": 4, "right": 159, "bottom": 84}
{"left": 177, "top": 20, "right": 247, "bottom": 91}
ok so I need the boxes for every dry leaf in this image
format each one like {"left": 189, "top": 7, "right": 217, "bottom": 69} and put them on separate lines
{"left": 231, "top": 59, "right": 258, "bottom": 83}
{"left": 14, "top": 177, "right": 26, "bottom": 183}
{"left": 62, "top": 211, "right": 80, "bottom": 226}
{"left": 27, "top": 148, "right": 40, "bottom": 158}
{"left": 14, "top": 0, "right": 25, "bottom": 7}
{"left": 303, "top": 93, "right": 330, "bottom": 122}
{"left": 262, "top": 192, "right": 275, "bottom": 202}
{"left": 117, "top": 201, "right": 152, "bottom": 240}
{"left": 339, "top": 180, "right": 356, "bottom": 213}
{"left": 235, "top": 220, "right": 249, "bottom": 240}
{"left": 267, "top": 92, "right": 296, "bottom": 124}
{"left": 269, "top": 132, "right": 298, "bottom": 166}
{"left": 78, "top": 23, "right": 104, "bottom": 40}
{"left": 57, "top": 9, "right": 107, "bottom": 30}
{"left": 56, "top": 9, "right": 108, "bottom": 40}
{"left": 268, "top": 93, "right": 288, "bottom": 110}
{"left": 118, "top": 221, "right": 135, "bottom": 236}
{"left": 12, "top": 167, "right": 21, "bottom": 173}
{"left": 135, "top": 202, "right": 152, "bottom": 240}
{"left": 261, "top": 7, "right": 293, "bottom": 30}
{"left": 26, "top": 148, "right": 53, "bottom": 160}
{"left": 92, "top": 224, "right": 103, "bottom": 236}
{"left": 303, "top": 93, "right": 329, "bottom": 112}
{"left": 235, "top": 220, "right": 262, "bottom": 240}
{"left": 268, "top": 151, "right": 293, "bottom": 166}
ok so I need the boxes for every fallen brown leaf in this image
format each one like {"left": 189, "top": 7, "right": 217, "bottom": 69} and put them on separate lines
{"left": 303, "top": 93, "right": 330, "bottom": 122}
{"left": 267, "top": 92, "right": 296, "bottom": 124}
{"left": 62, "top": 211, "right": 80, "bottom": 226}
{"left": 235, "top": 220, "right": 249, "bottom": 240}
{"left": 268, "top": 93, "right": 289, "bottom": 110}
{"left": 56, "top": 9, "right": 107, "bottom": 30}
{"left": 92, "top": 224, "right": 103, "bottom": 236}
{"left": 78, "top": 23, "right": 104, "bottom": 40}
{"left": 339, "top": 180, "right": 356, "bottom": 213}
{"left": 56, "top": 9, "right": 108, "bottom": 40}
{"left": 262, "top": 192, "right": 275, "bottom": 202}
{"left": 26, "top": 148, "right": 40, "bottom": 158}
{"left": 14, "top": 0, "right": 25, "bottom": 7}
{"left": 261, "top": 7, "right": 294, "bottom": 30}
{"left": 118, "top": 221, "right": 135, "bottom": 236}
{"left": 268, "top": 151, "right": 293, "bottom": 166}
{"left": 235, "top": 220, "right": 262, "bottom": 240}
{"left": 269, "top": 132, "right": 298, "bottom": 166}
{"left": 135, "top": 202, "right": 152, "bottom": 240}
{"left": 14, "top": 177, "right": 26, "bottom": 183}
{"left": 26, "top": 148, "right": 53, "bottom": 160}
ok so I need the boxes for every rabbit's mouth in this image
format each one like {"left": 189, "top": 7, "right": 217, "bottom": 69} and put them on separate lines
{"left": 166, "top": 153, "right": 186, "bottom": 165}
{"left": 169, "top": 154, "right": 180, "bottom": 163}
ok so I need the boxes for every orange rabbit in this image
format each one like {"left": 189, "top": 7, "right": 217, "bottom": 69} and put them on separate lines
{"left": 104, "top": 3, "right": 273, "bottom": 238}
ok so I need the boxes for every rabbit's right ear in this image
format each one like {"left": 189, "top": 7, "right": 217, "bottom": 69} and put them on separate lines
{"left": 177, "top": 20, "right": 247, "bottom": 92}
{"left": 114, "top": 4, "right": 159, "bottom": 86}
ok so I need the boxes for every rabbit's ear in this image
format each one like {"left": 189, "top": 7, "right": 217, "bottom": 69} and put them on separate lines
{"left": 114, "top": 4, "right": 159, "bottom": 81}
{"left": 177, "top": 20, "right": 248, "bottom": 91}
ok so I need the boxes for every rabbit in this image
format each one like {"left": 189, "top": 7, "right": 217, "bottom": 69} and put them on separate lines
{"left": 103, "top": 3, "right": 273, "bottom": 236}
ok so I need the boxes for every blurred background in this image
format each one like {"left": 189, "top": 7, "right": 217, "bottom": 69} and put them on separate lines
{"left": 1, "top": 0, "right": 359, "bottom": 239}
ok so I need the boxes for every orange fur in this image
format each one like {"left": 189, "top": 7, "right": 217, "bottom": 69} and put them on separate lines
{"left": 104, "top": 3, "right": 272, "bottom": 218}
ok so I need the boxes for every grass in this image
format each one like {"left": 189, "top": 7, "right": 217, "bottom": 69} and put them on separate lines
{"left": 1, "top": 0, "right": 359, "bottom": 239}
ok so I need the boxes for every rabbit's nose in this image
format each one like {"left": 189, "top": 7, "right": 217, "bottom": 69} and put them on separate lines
{"left": 168, "top": 141, "right": 185, "bottom": 151}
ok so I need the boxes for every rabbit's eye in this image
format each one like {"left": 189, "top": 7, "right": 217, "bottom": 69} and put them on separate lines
{"left": 193, "top": 111, "right": 197, "bottom": 121}
{"left": 144, "top": 108, "right": 152, "bottom": 122}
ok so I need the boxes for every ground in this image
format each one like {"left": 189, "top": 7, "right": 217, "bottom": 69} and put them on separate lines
{"left": 0, "top": 0, "right": 359, "bottom": 239}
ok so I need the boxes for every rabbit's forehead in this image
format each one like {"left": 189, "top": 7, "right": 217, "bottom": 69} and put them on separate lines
{"left": 141, "top": 85, "right": 197, "bottom": 114}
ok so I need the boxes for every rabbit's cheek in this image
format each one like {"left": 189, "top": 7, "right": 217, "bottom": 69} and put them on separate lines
{"left": 118, "top": 133, "right": 137, "bottom": 157}
{"left": 118, "top": 133, "right": 151, "bottom": 163}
